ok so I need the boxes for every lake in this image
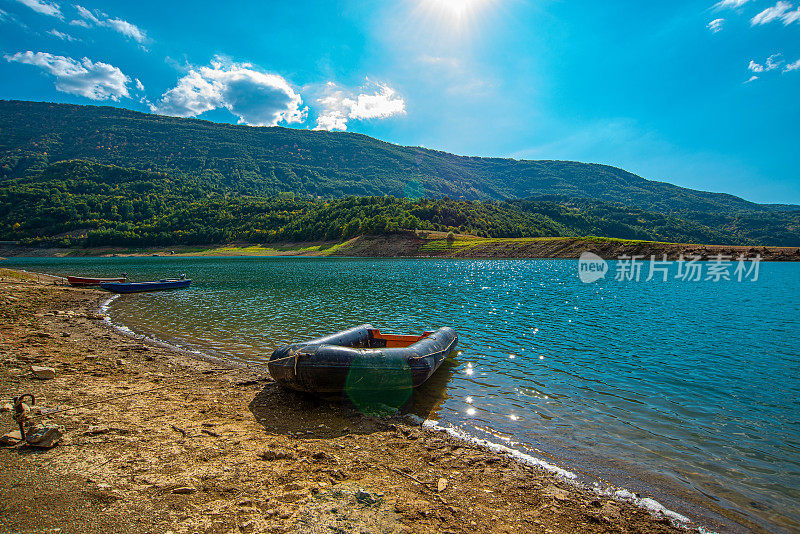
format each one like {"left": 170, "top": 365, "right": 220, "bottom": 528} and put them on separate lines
{"left": 6, "top": 256, "right": 800, "bottom": 532}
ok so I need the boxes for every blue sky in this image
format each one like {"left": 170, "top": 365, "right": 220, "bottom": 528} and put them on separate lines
{"left": 1, "top": 0, "right": 798, "bottom": 204}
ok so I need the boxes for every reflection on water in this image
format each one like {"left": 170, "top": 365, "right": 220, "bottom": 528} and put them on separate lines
{"left": 6, "top": 256, "right": 800, "bottom": 533}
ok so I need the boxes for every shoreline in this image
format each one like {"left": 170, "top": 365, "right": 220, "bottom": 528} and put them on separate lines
{"left": 0, "top": 269, "right": 750, "bottom": 533}
{"left": 98, "top": 293, "right": 253, "bottom": 371}
{"left": 100, "top": 298, "right": 756, "bottom": 534}
{"left": 97, "top": 294, "right": 613, "bottom": 487}
{"left": 2, "top": 234, "right": 800, "bottom": 261}
{"left": 102, "top": 300, "right": 583, "bottom": 484}
{"left": 89, "top": 296, "right": 584, "bottom": 482}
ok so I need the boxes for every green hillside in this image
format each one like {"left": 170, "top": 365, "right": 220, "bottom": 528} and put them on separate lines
{"left": 0, "top": 100, "right": 798, "bottom": 246}
{"left": 1, "top": 100, "right": 794, "bottom": 214}
{"left": 3, "top": 159, "right": 795, "bottom": 247}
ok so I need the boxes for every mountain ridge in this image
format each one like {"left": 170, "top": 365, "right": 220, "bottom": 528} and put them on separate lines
{"left": 1, "top": 99, "right": 795, "bottom": 214}
{"left": 1, "top": 100, "right": 798, "bottom": 246}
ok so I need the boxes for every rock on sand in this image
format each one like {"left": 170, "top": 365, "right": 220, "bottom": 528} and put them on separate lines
{"left": 30, "top": 365, "right": 56, "bottom": 380}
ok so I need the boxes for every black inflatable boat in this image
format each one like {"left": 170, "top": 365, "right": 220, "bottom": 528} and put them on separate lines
{"left": 268, "top": 324, "right": 458, "bottom": 394}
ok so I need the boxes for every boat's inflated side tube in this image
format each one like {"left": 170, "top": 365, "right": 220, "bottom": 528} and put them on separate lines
{"left": 268, "top": 324, "right": 458, "bottom": 394}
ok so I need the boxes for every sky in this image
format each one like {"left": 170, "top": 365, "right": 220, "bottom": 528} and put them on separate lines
{"left": 0, "top": 0, "right": 798, "bottom": 205}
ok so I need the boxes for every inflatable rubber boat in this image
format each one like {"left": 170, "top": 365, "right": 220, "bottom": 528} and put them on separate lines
{"left": 268, "top": 324, "right": 458, "bottom": 394}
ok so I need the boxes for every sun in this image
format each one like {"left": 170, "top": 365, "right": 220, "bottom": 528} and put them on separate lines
{"left": 429, "top": 0, "right": 479, "bottom": 18}
{"left": 407, "top": 0, "right": 496, "bottom": 42}
{"left": 420, "top": 0, "right": 492, "bottom": 25}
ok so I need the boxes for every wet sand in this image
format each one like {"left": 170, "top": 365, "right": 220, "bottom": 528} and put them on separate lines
{"left": 0, "top": 269, "right": 693, "bottom": 534}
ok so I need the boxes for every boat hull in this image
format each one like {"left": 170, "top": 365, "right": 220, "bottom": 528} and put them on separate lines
{"left": 268, "top": 324, "right": 458, "bottom": 394}
{"left": 99, "top": 279, "right": 191, "bottom": 293}
{"left": 67, "top": 276, "right": 126, "bottom": 287}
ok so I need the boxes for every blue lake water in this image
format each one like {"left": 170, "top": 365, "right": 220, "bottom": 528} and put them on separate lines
{"left": 6, "top": 256, "right": 800, "bottom": 532}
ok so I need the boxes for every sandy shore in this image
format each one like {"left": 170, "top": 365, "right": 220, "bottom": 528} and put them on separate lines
{"left": 0, "top": 270, "right": 695, "bottom": 534}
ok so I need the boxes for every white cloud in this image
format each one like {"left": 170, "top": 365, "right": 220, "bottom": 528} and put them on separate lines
{"left": 348, "top": 85, "right": 405, "bottom": 119}
{"left": 746, "top": 53, "right": 800, "bottom": 79}
{"left": 784, "top": 58, "right": 800, "bottom": 72}
{"left": 707, "top": 18, "right": 725, "bottom": 32}
{"left": 75, "top": 5, "right": 100, "bottom": 25}
{"left": 781, "top": 6, "right": 800, "bottom": 23}
{"left": 766, "top": 53, "right": 783, "bottom": 69}
{"left": 418, "top": 55, "right": 462, "bottom": 69}
{"left": 154, "top": 70, "right": 218, "bottom": 117}
{"left": 749, "top": 54, "right": 783, "bottom": 73}
{"left": 315, "top": 81, "right": 406, "bottom": 131}
{"left": 316, "top": 86, "right": 349, "bottom": 131}
{"left": 0, "top": 7, "right": 27, "bottom": 28}
{"left": 135, "top": 78, "right": 144, "bottom": 91}
{"left": 152, "top": 59, "right": 306, "bottom": 126}
{"left": 5, "top": 51, "right": 131, "bottom": 101}
{"left": 14, "top": 0, "right": 61, "bottom": 18}
{"left": 75, "top": 5, "right": 147, "bottom": 43}
{"left": 750, "top": 1, "right": 800, "bottom": 25}
{"left": 105, "top": 18, "right": 146, "bottom": 43}
{"left": 745, "top": 75, "right": 759, "bottom": 83}
{"left": 714, "top": 0, "right": 753, "bottom": 8}
{"left": 47, "top": 28, "right": 77, "bottom": 41}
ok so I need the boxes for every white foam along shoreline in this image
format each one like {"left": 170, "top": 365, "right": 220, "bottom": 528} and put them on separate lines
{"left": 98, "top": 293, "right": 251, "bottom": 370}
{"left": 96, "top": 282, "right": 710, "bottom": 534}
{"left": 418, "top": 418, "right": 712, "bottom": 533}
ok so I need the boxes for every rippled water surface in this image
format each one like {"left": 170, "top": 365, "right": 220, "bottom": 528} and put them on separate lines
{"left": 8, "top": 256, "right": 800, "bottom": 532}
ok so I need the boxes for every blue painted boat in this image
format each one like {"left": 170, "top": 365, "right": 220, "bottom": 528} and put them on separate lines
{"left": 99, "top": 278, "right": 191, "bottom": 293}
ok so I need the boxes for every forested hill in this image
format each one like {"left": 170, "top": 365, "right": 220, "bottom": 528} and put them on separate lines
{"left": 0, "top": 100, "right": 792, "bottom": 215}
{"left": 2, "top": 160, "right": 798, "bottom": 246}
{"left": 0, "top": 160, "right": 736, "bottom": 246}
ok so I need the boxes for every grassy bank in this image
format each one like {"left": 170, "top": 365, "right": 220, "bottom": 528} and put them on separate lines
{"left": 2, "top": 233, "right": 799, "bottom": 261}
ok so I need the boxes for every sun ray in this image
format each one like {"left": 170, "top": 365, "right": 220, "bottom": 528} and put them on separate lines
{"left": 416, "top": 0, "right": 494, "bottom": 33}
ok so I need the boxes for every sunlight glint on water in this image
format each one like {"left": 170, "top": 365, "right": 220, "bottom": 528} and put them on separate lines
{"left": 7, "top": 256, "right": 800, "bottom": 533}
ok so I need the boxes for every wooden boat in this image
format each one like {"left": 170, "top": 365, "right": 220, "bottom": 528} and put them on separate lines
{"left": 99, "top": 278, "right": 191, "bottom": 293}
{"left": 268, "top": 324, "right": 458, "bottom": 394}
{"left": 67, "top": 276, "right": 126, "bottom": 287}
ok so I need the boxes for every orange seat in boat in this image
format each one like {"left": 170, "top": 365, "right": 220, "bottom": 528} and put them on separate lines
{"left": 367, "top": 329, "right": 434, "bottom": 348}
